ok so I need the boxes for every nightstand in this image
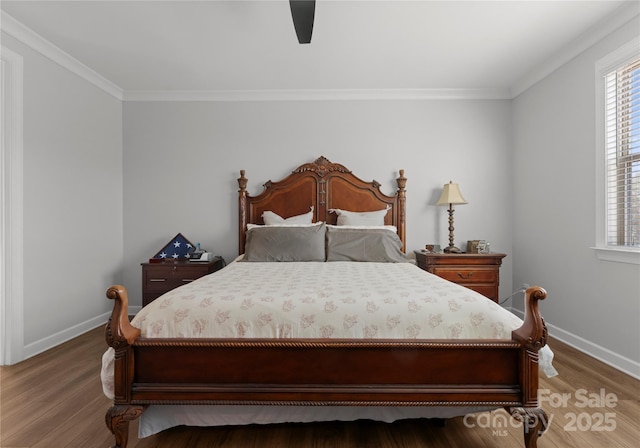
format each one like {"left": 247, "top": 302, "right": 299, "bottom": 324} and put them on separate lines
{"left": 414, "top": 251, "right": 506, "bottom": 303}
{"left": 141, "top": 257, "right": 224, "bottom": 306}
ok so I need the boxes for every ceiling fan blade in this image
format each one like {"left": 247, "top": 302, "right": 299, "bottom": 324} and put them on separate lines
{"left": 290, "top": 0, "right": 315, "bottom": 44}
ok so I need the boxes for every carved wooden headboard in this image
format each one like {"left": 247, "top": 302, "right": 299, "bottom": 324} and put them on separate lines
{"left": 238, "top": 156, "right": 407, "bottom": 254}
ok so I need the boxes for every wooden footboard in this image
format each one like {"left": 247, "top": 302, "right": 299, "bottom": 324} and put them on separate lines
{"left": 104, "top": 285, "right": 549, "bottom": 448}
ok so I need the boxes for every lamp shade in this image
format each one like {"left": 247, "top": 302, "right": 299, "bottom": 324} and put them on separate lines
{"left": 436, "top": 181, "right": 468, "bottom": 205}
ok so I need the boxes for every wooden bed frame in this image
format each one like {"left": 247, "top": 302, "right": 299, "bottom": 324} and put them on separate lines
{"left": 105, "top": 156, "right": 549, "bottom": 448}
{"left": 237, "top": 156, "right": 407, "bottom": 253}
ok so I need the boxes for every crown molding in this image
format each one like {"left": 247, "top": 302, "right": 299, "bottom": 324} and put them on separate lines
{"left": 510, "top": 0, "right": 640, "bottom": 98}
{"left": 123, "top": 88, "right": 511, "bottom": 102}
{"left": 1, "top": 11, "right": 123, "bottom": 100}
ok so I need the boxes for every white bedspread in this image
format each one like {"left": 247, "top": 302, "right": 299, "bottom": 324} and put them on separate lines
{"left": 100, "top": 261, "right": 557, "bottom": 437}
{"left": 131, "top": 261, "right": 524, "bottom": 340}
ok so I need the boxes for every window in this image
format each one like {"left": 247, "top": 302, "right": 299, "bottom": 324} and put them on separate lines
{"left": 604, "top": 56, "right": 640, "bottom": 249}
{"left": 595, "top": 40, "right": 640, "bottom": 264}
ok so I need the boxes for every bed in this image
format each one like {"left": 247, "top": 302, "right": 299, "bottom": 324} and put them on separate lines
{"left": 103, "top": 156, "right": 552, "bottom": 448}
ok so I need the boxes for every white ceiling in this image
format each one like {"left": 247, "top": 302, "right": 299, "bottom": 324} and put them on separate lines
{"left": 1, "top": 0, "right": 637, "bottom": 99}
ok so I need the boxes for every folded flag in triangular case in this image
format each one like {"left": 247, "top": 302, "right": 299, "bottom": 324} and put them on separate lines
{"left": 151, "top": 233, "right": 195, "bottom": 260}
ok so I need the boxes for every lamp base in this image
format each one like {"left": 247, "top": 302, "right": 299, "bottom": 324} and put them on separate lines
{"left": 444, "top": 246, "right": 462, "bottom": 254}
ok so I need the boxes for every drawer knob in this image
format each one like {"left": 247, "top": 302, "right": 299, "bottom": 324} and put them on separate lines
{"left": 149, "top": 278, "right": 166, "bottom": 282}
{"left": 457, "top": 271, "right": 473, "bottom": 279}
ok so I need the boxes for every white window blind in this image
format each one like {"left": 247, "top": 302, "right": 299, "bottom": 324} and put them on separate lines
{"left": 604, "top": 57, "right": 640, "bottom": 248}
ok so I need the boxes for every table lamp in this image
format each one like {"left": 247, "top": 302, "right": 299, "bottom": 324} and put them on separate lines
{"left": 436, "top": 181, "right": 468, "bottom": 253}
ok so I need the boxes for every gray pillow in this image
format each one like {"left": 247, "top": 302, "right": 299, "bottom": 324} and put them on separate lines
{"left": 326, "top": 227, "right": 409, "bottom": 262}
{"left": 243, "top": 223, "right": 326, "bottom": 262}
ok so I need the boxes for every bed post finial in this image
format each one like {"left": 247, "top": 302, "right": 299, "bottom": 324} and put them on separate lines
{"left": 512, "top": 286, "right": 548, "bottom": 350}
{"left": 397, "top": 169, "right": 407, "bottom": 191}
{"left": 105, "top": 286, "right": 140, "bottom": 349}
{"left": 238, "top": 170, "right": 247, "bottom": 192}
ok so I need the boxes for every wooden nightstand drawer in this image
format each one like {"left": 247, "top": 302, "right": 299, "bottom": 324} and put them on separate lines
{"left": 431, "top": 267, "right": 497, "bottom": 284}
{"left": 143, "top": 266, "right": 172, "bottom": 292}
{"left": 144, "top": 276, "right": 169, "bottom": 292}
{"left": 414, "top": 251, "right": 506, "bottom": 303}
{"left": 141, "top": 258, "right": 224, "bottom": 306}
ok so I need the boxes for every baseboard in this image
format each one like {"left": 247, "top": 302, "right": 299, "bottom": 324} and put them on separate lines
{"left": 22, "top": 306, "right": 143, "bottom": 361}
{"left": 23, "top": 312, "right": 111, "bottom": 360}
{"left": 510, "top": 308, "right": 640, "bottom": 380}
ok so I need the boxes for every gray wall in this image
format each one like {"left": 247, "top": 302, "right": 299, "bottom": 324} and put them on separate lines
{"left": 122, "top": 99, "right": 514, "bottom": 307}
{"left": 511, "top": 17, "right": 640, "bottom": 372}
{"left": 2, "top": 34, "right": 123, "bottom": 356}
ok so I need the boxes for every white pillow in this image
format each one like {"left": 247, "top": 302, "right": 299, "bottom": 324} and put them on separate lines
{"left": 262, "top": 206, "right": 314, "bottom": 225}
{"left": 329, "top": 207, "right": 390, "bottom": 226}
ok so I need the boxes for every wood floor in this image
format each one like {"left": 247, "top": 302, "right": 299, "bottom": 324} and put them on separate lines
{"left": 1, "top": 326, "right": 638, "bottom": 447}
